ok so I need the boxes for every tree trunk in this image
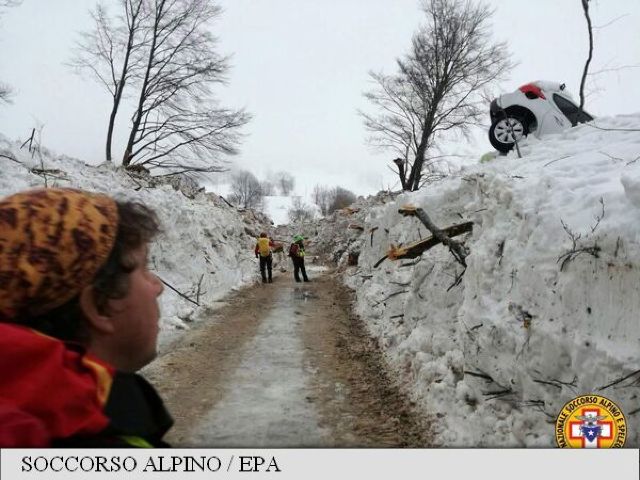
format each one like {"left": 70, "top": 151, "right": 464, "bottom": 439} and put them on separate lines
{"left": 408, "top": 138, "right": 428, "bottom": 191}
{"left": 123, "top": 5, "right": 160, "bottom": 167}
{"left": 106, "top": 1, "right": 140, "bottom": 162}
{"left": 105, "top": 84, "right": 121, "bottom": 162}
{"left": 579, "top": 0, "right": 593, "bottom": 112}
{"left": 393, "top": 158, "right": 408, "bottom": 190}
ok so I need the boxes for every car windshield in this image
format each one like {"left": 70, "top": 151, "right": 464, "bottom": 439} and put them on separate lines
{"left": 553, "top": 94, "right": 593, "bottom": 126}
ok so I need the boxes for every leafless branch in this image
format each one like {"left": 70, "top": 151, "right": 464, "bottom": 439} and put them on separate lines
{"left": 557, "top": 200, "right": 604, "bottom": 271}
{"left": 361, "top": 0, "right": 514, "bottom": 191}
{"left": 158, "top": 275, "right": 200, "bottom": 306}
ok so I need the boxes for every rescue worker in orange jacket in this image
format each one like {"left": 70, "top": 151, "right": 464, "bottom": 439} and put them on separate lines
{"left": 0, "top": 188, "right": 172, "bottom": 447}
{"left": 255, "top": 232, "right": 274, "bottom": 283}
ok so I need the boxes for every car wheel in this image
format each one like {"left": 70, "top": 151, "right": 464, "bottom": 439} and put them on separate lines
{"left": 489, "top": 116, "right": 528, "bottom": 153}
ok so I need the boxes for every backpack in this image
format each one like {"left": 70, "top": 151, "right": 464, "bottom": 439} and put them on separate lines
{"left": 288, "top": 243, "right": 299, "bottom": 258}
{"left": 257, "top": 237, "right": 271, "bottom": 257}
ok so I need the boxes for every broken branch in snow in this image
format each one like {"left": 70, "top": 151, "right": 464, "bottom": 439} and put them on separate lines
{"left": 20, "top": 128, "right": 35, "bottom": 152}
{"left": 0, "top": 153, "right": 21, "bottom": 164}
{"left": 30, "top": 167, "right": 65, "bottom": 176}
{"left": 533, "top": 379, "right": 562, "bottom": 390}
{"left": 543, "top": 155, "right": 572, "bottom": 167}
{"left": 483, "top": 389, "right": 514, "bottom": 400}
{"left": 590, "top": 197, "right": 605, "bottom": 233}
{"left": 398, "top": 205, "right": 471, "bottom": 266}
{"left": 372, "top": 289, "right": 409, "bottom": 307}
{"left": 550, "top": 375, "right": 579, "bottom": 390}
{"left": 463, "top": 370, "right": 494, "bottom": 382}
{"left": 195, "top": 274, "right": 205, "bottom": 304}
{"left": 373, "top": 217, "right": 472, "bottom": 268}
{"left": 125, "top": 172, "right": 145, "bottom": 191}
{"left": 596, "top": 368, "right": 640, "bottom": 391}
{"left": 586, "top": 124, "right": 640, "bottom": 133}
{"left": 370, "top": 226, "right": 378, "bottom": 247}
{"left": 558, "top": 204, "right": 603, "bottom": 271}
{"left": 218, "top": 195, "right": 235, "bottom": 208}
{"left": 446, "top": 267, "right": 466, "bottom": 291}
{"left": 159, "top": 276, "right": 200, "bottom": 307}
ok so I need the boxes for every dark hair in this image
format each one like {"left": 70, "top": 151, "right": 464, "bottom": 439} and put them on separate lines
{"left": 21, "top": 200, "right": 161, "bottom": 343}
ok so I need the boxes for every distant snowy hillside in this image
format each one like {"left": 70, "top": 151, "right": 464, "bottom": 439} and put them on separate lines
{"left": 322, "top": 114, "right": 640, "bottom": 447}
{"left": 0, "top": 135, "right": 272, "bottom": 349}
{"left": 204, "top": 180, "right": 319, "bottom": 228}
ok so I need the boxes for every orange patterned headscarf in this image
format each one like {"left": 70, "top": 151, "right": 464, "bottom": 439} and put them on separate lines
{"left": 0, "top": 188, "right": 118, "bottom": 322}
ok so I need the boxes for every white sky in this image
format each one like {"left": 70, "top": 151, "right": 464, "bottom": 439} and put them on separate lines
{"left": 1, "top": 0, "right": 639, "bottom": 195}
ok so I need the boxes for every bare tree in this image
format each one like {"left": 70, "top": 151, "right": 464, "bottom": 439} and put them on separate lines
{"left": 0, "top": 83, "right": 12, "bottom": 104}
{"left": 260, "top": 179, "right": 275, "bottom": 196}
{"left": 361, "top": 0, "right": 513, "bottom": 191}
{"left": 274, "top": 171, "right": 295, "bottom": 196}
{"left": 288, "top": 197, "right": 315, "bottom": 223}
{"left": 122, "top": 0, "right": 249, "bottom": 173}
{"left": 328, "top": 187, "right": 356, "bottom": 213}
{"left": 579, "top": 0, "right": 593, "bottom": 113}
{"left": 312, "top": 184, "right": 335, "bottom": 216}
{"left": 229, "top": 170, "right": 263, "bottom": 209}
{"left": 70, "top": 0, "right": 148, "bottom": 162}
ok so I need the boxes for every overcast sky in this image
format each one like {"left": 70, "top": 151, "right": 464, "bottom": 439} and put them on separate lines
{"left": 1, "top": 0, "right": 639, "bottom": 196}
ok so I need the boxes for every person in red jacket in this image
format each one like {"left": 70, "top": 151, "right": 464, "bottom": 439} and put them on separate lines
{"left": 0, "top": 188, "right": 172, "bottom": 447}
{"left": 255, "top": 232, "right": 274, "bottom": 283}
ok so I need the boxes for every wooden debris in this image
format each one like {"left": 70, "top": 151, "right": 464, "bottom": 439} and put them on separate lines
{"left": 348, "top": 223, "right": 365, "bottom": 231}
{"left": 159, "top": 276, "right": 200, "bottom": 306}
{"left": 398, "top": 205, "right": 471, "bottom": 267}
{"left": 369, "top": 226, "right": 378, "bottom": 247}
{"left": 373, "top": 221, "right": 473, "bottom": 268}
{"left": 341, "top": 207, "right": 360, "bottom": 215}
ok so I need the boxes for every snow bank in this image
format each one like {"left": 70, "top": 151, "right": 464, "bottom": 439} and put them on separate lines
{"left": 0, "top": 136, "right": 271, "bottom": 349}
{"left": 337, "top": 115, "right": 640, "bottom": 446}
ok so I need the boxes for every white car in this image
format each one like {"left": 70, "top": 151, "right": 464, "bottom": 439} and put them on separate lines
{"left": 488, "top": 80, "right": 593, "bottom": 153}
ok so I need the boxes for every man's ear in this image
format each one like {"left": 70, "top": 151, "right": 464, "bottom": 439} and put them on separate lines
{"left": 78, "top": 286, "right": 115, "bottom": 334}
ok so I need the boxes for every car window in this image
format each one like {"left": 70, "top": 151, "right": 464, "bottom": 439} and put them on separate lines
{"left": 553, "top": 94, "right": 593, "bottom": 126}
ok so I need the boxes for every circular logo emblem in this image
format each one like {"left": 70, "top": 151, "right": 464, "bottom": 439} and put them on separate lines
{"left": 555, "top": 394, "right": 627, "bottom": 448}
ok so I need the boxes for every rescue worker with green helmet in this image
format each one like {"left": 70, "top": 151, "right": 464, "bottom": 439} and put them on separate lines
{"left": 288, "top": 234, "right": 310, "bottom": 282}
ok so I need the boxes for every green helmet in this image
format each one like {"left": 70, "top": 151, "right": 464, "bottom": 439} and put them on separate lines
{"left": 293, "top": 234, "right": 304, "bottom": 242}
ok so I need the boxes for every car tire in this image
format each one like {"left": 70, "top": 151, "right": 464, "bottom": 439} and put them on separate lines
{"left": 489, "top": 116, "right": 528, "bottom": 153}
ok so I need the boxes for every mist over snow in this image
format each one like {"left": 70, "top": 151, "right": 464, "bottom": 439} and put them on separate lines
{"left": 320, "top": 113, "right": 640, "bottom": 447}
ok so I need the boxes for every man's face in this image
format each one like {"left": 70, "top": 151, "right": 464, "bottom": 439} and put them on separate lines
{"left": 107, "top": 244, "right": 164, "bottom": 372}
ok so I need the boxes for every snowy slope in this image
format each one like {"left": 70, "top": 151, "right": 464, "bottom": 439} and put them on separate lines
{"left": 339, "top": 114, "right": 640, "bottom": 447}
{"left": 0, "top": 135, "right": 271, "bottom": 349}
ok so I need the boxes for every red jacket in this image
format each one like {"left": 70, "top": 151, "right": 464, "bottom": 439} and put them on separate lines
{"left": 0, "top": 323, "right": 172, "bottom": 447}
